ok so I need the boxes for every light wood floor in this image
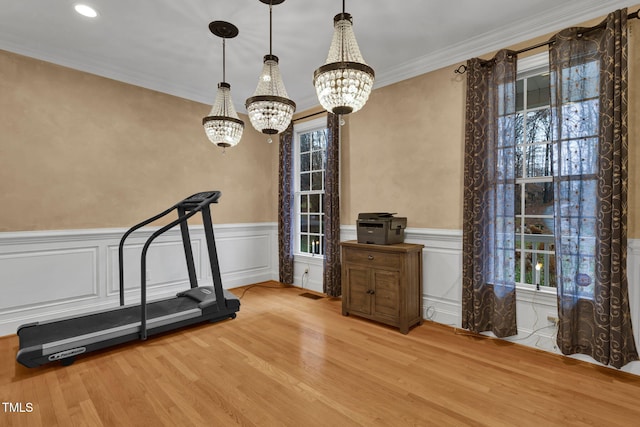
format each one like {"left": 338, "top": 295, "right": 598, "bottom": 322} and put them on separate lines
{"left": 2, "top": 282, "right": 640, "bottom": 426}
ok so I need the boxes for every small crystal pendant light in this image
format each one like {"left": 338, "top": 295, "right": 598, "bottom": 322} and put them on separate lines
{"left": 202, "top": 21, "right": 244, "bottom": 152}
{"left": 246, "top": 0, "right": 296, "bottom": 138}
{"left": 313, "top": 0, "right": 375, "bottom": 115}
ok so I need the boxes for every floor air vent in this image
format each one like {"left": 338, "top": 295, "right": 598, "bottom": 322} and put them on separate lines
{"left": 299, "top": 292, "right": 323, "bottom": 300}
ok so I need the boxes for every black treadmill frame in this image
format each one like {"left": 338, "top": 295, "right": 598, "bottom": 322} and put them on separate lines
{"left": 118, "top": 191, "right": 228, "bottom": 339}
{"left": 16, "top": 191, "right": 238, "bottom": 367}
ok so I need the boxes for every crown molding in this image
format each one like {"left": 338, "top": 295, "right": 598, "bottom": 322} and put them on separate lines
{"left": 372, "top": 0, "right": 636, "bottom": 91}
{"left": 2, "top": 0, "right": 635, "bottom": 113}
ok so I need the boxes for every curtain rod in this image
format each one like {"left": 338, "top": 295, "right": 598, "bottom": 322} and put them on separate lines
{"left": 513, "top": 8, "right": 637, "bottom": 56}
{"left": 454, "top": 8, "right": 639, "bottom": 74}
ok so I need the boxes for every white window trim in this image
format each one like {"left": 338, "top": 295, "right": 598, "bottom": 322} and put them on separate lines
{"left": 517, "top": 53, "right": 549, "bottom": 78}
{"left": 293, "top": 116, "right": 327, "bottom": 259}
{"left": 516, "top": 52, "right": 555, "bottom": 296}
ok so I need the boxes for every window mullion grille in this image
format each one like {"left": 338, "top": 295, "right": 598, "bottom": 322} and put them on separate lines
{"left": 293, "top": 119, "right": 328, "bottom": 257}
{"left": 516, "top": 59, "right": 558, "bottom": 289}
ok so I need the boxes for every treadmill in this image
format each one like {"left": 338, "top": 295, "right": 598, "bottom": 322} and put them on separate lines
{"left": 16, "top": 191, "right": 239, "bottom": 368}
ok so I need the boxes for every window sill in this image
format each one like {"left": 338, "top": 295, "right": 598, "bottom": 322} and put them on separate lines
{"left": 515, "top": 285, "right": 557, "bottom": 306}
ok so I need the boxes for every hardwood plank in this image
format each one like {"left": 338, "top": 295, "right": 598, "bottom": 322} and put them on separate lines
{"left": 2, "top": 281, "right": 640, "bottom": 426}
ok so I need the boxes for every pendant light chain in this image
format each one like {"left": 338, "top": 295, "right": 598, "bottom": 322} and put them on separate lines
{"left": 222, "top": 38, "right": 227, "bottom": 117}
{"left": 222, "top": 38, "right": 226, "bottom": 83}
{"left": 269, "top": 1, "right": 274, "bottom": 93}
{"left": 341, "top": 0, "right": 346, "bottom": 63}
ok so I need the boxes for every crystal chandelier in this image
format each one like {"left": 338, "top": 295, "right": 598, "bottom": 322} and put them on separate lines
{"left": 246, "top": 0, "right": 296, "bottom": 137}
{"left": 202, "top": 21, "right": 244, "bottom": 151}
{"left": 313, "top": 0, "right": 375, "bottom": 115}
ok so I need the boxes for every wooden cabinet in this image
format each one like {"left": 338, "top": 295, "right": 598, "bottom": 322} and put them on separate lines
{"left": 340, "top": 241, "right": 424, "bottom": 334}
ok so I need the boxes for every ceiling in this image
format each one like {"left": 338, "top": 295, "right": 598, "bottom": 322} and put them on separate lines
{"left": 1, "top": 0, "right": 636, "bottom": 114}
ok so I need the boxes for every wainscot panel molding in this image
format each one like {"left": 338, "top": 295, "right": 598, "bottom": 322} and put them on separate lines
{"left": 628, "top": 239, "right": 640, "bottom": 365}
{"left": 3, "top": 224, "right": 638, "bottom": 374}
{"left": 339, "top": 226, "right": 640, "bottom": 375}
{"left": 0, "top": 223, "right": 278, "bottom": 337}
{"left": 292, "top": 254, "right": 325, "bottom": 293}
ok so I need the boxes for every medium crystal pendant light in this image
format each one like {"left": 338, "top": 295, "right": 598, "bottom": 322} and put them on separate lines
{"left": 313, "top": 0, "right": 375, "bottom": 115}
{"left": 202, "top": 21, "right": 244, "bottom": 151}
{"left": 245, "top": 0, "right": 296, "bottom": 138}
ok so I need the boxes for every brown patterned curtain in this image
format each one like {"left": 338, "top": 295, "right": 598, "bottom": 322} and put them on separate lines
{"left": 278, "top": 123, "right": 295, "bottom": 284}
{"left": 462, "top": 50, "right": 518, "bottom": 338}
{"left": 549, "top": 9, "right": 638, "bottom": 368}
{"left": 323, "top": 113, "right": 341, "bottom": 297}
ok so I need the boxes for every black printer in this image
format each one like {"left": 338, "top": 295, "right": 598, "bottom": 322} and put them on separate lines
{"left": 356, "top": 213, "right": 407, "bottom": 245}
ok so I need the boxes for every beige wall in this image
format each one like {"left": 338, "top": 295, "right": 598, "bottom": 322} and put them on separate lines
{"left": 341, "top": 66, "right": 465, "bottom": 230}
{"left": 0, "top": 50, "right": 277, "bottom": 231}
{"left": 340, "top": 9, "right": 640, "bottom": 237}
{"left": 2, "top": 7, "right": 639, "bottom": 238}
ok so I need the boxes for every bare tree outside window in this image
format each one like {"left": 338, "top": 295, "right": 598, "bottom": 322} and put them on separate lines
{"left": 515, "top": 69, "right": 556, "bottom": 289}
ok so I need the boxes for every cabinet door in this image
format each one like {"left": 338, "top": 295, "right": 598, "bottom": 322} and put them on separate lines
{"left": 372, "top": 269, "right": 399, "bottom": 321}
{"left": 345, "top": 265, "right": 371, "bottom": 315}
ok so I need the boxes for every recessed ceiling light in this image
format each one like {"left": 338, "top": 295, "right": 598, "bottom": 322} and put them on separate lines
{"left": 74, "top": 4, "right": 98, "bottom": 18}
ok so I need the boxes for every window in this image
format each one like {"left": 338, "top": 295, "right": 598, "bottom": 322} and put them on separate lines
{"left": 515, "top": 56, "right": 555, "bottom": 291}
{"left": 551, "top": 57, "right": 600, "bottom": 300}
{"left": 294, "top": 118, "right": 327, "bottom": 256}
{"left": 514, "top": 53, "right": 598, "bottom": 299}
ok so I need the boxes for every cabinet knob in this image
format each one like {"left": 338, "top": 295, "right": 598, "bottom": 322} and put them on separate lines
{"left": 367, "top": 289, "right": 375, "bottom": 295}
{"left": 367, "top": 255, "right": 374, "bottom": 260}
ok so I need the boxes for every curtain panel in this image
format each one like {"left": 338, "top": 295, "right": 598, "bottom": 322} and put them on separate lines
{"left": 278, "top": 124, "right": 295, "bottom": 284}
{"left": 462, "top": 50, "right": 518, "bottom": 338}
{"left": 323, "top": 113, "right": 341, "bottom": 297}
{"left": 549, "top": 9, "right": 638, "bottom": 368}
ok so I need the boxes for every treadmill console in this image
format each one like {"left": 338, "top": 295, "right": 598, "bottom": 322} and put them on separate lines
{"left": 179, "top": 191, "right": 221, "bottom": 209}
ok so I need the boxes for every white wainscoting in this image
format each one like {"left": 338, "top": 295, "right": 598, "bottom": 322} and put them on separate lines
{"left": 0, "top": 223, "right": 278, "bottom": 337}
{"left": 628, "top": 239, "right": 640, "bottom": 361}
{"left": 291, "top": 254, "right": 326, "bottom": 293}
{"left": 338, "top": 226, "right": 640, "bottom": 375}
{"left": 3, "top": 223, "right": 639, "bottom": 374}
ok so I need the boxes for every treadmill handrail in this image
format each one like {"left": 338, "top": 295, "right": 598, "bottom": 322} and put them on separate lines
{"left": 138, "top": 207, "right": 207, "bottom": 340}
{"left": 118, "top": 206, "right": 174, "bottom": 306}
{"left": 117, "top": 191, "right": 223, "bottom": 340}
{"left": 118, "top": 191, "right": 221, "bottom": 306}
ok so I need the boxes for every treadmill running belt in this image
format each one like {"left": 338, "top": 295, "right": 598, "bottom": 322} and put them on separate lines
{"left": 18, "top": 296, "right": 202, "bottom": 348}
